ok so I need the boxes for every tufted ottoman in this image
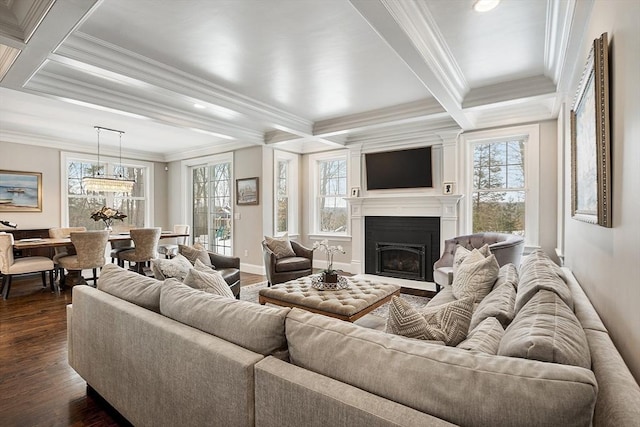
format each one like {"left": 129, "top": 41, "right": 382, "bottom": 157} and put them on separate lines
{"left": 258, "top": 275, "right": 400, "bottom": 322}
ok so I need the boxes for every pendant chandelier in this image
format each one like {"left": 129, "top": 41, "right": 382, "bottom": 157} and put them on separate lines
{"left": 82, "top": 126, "right": 135, "bottom": 193}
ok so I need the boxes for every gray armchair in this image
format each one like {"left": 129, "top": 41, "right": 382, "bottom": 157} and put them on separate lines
{"left": 262, "top": 240, "right": 313, "bottom": 286}
{"left": 433, "top": 232, "right": 525, "bottom": 292}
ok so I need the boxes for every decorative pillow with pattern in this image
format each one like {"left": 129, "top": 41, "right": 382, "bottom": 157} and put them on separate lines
{"left": 452, "top": 249, "right": 500, "bottom": 302}
{"left": 457, "top": 316, "right": 504, "bottom": 355}
{"left": 386, "top": 296, "right": 474, "bottom": 346}
{"left": 151, "top": 254, "right": 193, "bottom": 281}
{"left": 264, "top": 233, "right": 296, "bottom": 259}
{"left": 178, "top": 244, "right": 212, "bottom": 267}
{"left": 183, "top": 267, "right": 234, "bottom": 299}
{"left": 452, "top": 244, "right": 490, "bottom": 276}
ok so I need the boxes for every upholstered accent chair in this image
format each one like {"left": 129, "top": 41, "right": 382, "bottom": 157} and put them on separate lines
{"left": 208, "top": 251, "right": 241, "bottom": 298}
{"left": 433, "top": 232, "right": 525, "bottom": 292}
{"left": 262, "top": 240, "right": 313, "bottom": 287}
{"left": 157, "top": 224, "right": 190, "bottom": 258}
{"left": 117, "top": 228, "right": 162, "bottom": 274}
{"left": 57, "top": 230, "right": 110, "bottom": 287}
{"left": 49, "top": 226, "right": 86, "bottom": 279}
{"left": 0, "top": 233, "right": 56, "bottom": 299}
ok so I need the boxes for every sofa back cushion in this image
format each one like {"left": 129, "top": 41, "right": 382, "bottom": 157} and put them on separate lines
{"left": 469, "top": 278, "right": 517, "bottom": 331}
{"left": 285, "top": 308, "right": 597, "bottom": 427}
{"left": 160, "top": 280, "right": 290, "bottom": 358}
{"left": 516, "top": 249, "right": 572, "bottom": 313}
{"left": 499, "top": 290, "right": 591, "bottom": 369}
{"left": 97, "top": 263, "right": 163, "bottom": 312}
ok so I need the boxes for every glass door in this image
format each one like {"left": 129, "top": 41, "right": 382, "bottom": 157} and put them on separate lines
{"left": 192, "top": 162, "right": 232, "bottom": 255}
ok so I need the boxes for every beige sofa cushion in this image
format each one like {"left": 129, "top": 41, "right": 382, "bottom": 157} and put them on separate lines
{"left": 516, "top": 250, "right": 572, "bottom": 313}
{"left": 183, "top": 267, "right": 234, "bottom": 298}
{"left": 286, "top": 308, "right": 597, "bottom": 427}
{"left": 493, "top": 263, "right": 519, "bottom": 290}
{"left": 457, "top": 317, "right": 504, "bottom": 355}
{"left": 160, "top": 280, "right": 290, "bottom": 358}
{"left": 150, "top": 254, "right": 192, "bottom": 281}
{"left": 452, "top": 249, "right": 499, "bottom": 302}
{"left": 499, "top": 290, "right": 591, "bottom": 369}
{"left": 97, "top": 263, "right": 163, "bottom": 312}
{"left": 469, "top": 279, "right": 517, "bottom": 330}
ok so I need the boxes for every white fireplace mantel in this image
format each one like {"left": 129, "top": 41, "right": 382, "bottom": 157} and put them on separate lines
{"left": 346, "top": 194, "right": 462, "bottom": 280}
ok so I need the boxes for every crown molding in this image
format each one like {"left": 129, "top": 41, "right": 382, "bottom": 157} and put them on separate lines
{"left": 20, "top": 0, "right": 55, "bottom": 43}
{"left": 544, "top": 0, "right": 575, "bottom": 85}
{"left": 313, "top": 98, "right": 446, "bottom": 137}
{"left": 346, "top": 119, "right": 459, "bottom": 150}
{"left": 463, "top": 75, "right": 556, "bottom": 109}
{"left": 53, "top": 32, "right": 314, "bottom": 137}
{"left": 0, "top": 129, "right": 165, "bottom": 162}
{"left": 0, "top": 43, "right": 19, "bottom": 79}
{"left": 163, "top": 140, "right": 256, "bottom": 163}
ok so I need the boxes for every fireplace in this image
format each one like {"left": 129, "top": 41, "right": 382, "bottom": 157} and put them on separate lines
{"left": 365, "top": 216, "right": 440, "bottom": 282}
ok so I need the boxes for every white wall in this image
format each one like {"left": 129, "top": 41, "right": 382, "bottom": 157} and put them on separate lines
{"left": 562, "top": 0, "right": 640, "bottom": 382}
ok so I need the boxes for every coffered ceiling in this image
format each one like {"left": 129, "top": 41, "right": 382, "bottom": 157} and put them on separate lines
{"left": 0, "top": 0, "right": 591, "bottom": 161}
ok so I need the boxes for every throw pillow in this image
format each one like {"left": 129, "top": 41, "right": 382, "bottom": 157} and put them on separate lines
{"left": 264, "top": 233, "right": 296, "bottom": 259}
{"left": 469, "top": 281, "right": 517, "bottom": 330}
{"left": 183, "top": 267, "right": 234, "bottom": 299}
{"left": 178, "top": 244, "right": 212, "bottom": 267}
{"left": 386, "top": 296, "right": 474, "bottom": 346}
{"left": 499, "top": 289, "right": 591, "bottom": 369}
{"left": 452, "top": 244, "right": 491, "bottom": 276}
{"left": 150, "top": 254, "right": 193, "bottom": 281}
{"left": 452, "top": 249, "right": 500, "bottom": 302}
{"left": 457, "top": 317, "right": 504, "bottom": 355}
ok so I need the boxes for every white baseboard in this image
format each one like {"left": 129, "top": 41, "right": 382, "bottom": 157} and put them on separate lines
{"left": 240, "top": 262, "right": 265, "bottom": 275}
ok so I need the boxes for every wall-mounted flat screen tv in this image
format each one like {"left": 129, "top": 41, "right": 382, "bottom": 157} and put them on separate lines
{"left": 365, "top": 147, "right": 432, "bottom": 190}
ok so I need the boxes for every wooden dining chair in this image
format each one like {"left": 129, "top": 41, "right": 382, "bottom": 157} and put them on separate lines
{"left": 57, "top": 230, "right": 110, "bottom": 287}
{"left": 117, "top": 228, "right": 162, "bottom": 274}
{"left": 0, "top": 233, "right": 56, "bottom": 299}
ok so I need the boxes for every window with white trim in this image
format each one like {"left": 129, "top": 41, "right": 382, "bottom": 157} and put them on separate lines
{"left": 63, "top": 153, "right": 151, "bottom": 230}
{"left": 274, "top": 150, "right": 298, "bottom": 235}
{"left": 464, "top": 124, "right": 539, "bottom": 247}
{"left": 313, "top": 153, "right": 348, "bottom": 234}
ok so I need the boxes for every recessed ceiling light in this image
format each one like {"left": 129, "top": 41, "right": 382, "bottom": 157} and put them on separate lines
{"left": 193, "top": 103, "right": 206, "bottom": 109}
{"left": 473, "top": 0, "right": 500, "bottom": 12}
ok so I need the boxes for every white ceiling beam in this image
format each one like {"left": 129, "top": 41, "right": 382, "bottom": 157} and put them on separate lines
{"left": 463, "top": 75, "right": 556, "bottom": 109}
{"left": 349, "top": 0, "right": 474, "bottom": 130}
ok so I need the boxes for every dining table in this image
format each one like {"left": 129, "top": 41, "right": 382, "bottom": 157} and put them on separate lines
{"left": 11, "top": 231, "right": 190, "bottom": 286}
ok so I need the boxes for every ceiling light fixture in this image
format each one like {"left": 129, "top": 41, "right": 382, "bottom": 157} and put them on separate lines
{"left": 82, "top": 126, "right": 135, "bottom": 193}
{"left": 473, "top": 0, "right": 500, "bottom": 12}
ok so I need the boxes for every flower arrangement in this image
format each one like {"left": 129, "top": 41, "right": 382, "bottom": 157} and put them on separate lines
{"left": 90, "top": 206, "right": 127, "bottom": 229}
{"left": 313, "top": 239, "right": 345, "bottom": 278}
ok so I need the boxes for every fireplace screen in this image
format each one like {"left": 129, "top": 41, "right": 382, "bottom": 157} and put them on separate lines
{"left": 376, "top": 242, "right": 426, "bottom": 281}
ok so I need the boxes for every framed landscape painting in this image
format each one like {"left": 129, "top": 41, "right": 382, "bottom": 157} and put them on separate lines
{"left": 236, "top": 177, "right": 259, "bottom": 205}
{"left": 570, "top": 32, "right": 611, "bottom": 228}
{"left": 0, "top": 170, "right": 43, "bottom": 212}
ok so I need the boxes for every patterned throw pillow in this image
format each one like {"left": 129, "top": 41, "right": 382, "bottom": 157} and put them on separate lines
{"left": 457, "top": 316, "right": 505, "bottom": 355}
{"left": 178, "top": 244, "right": 212, "bottom": 267}
{"left": 386, "top": 296, "right": 474, "bottom": 346}
{"left": 151, "top": 254, "right": 193, "bottom": 281}
{"left": 264, "top": 233, "right": 296, "bottom": 259}
{"left": 183, "top": 267, "right": 234, "bottom": 299}
{"left": 452, "top": 249, "right": 500, "bottom": 302}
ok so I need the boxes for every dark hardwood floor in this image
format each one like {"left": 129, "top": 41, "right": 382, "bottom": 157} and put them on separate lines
{"left": 0, "top": 270, "right": 266, "bottom": 427}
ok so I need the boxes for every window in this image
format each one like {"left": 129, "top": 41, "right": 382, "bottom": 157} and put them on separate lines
{"left": 314, "top": 154, "right": 348, "bottom": 234}
{"left": 186, "top": 153, "right": 233, "bottom": 256}
{"left": 63, "top": 153, "right": 150, "bottom": 229}
{"left": 472, "top": 139, "right": 525, "bottom": 235}
{"left": 464, "top": 124, "right": 539, "bottom": 247}
{"left": 274, "top": 150, "right": 298, "bottom": 236}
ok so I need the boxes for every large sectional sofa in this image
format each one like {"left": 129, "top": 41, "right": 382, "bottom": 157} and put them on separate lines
{"left": 67, "top": 251, "right": 640, "bottom": 426}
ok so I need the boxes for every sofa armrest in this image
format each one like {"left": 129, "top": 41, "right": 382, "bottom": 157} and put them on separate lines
{"left": 291, "top": 241, "right": 313, "bottom": 260}
{"left": 208, "top": 252, "right": 240, "bottom": 269}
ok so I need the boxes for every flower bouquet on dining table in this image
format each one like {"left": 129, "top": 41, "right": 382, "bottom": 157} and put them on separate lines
{"left": 90, "top": 206, "right": 127, "bottom": 230}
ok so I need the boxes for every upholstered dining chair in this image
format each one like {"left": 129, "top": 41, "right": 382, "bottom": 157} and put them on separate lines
{"left": 57, "top": 230, "right": 110, "bottom": 287}
{"left": 0, "top": 233, "right": 56, "bottom": 299}
{"left": 432, "top": 232, "right": 525, "bottom": 292}
{"left": 117, "top": 228, "right": 162, "bottom": 274}
{"left": 157, "top": 224, "right": 190, "bottom": 258}
{"left": 49, "top": 227, "right": 86, "bottom": 281}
